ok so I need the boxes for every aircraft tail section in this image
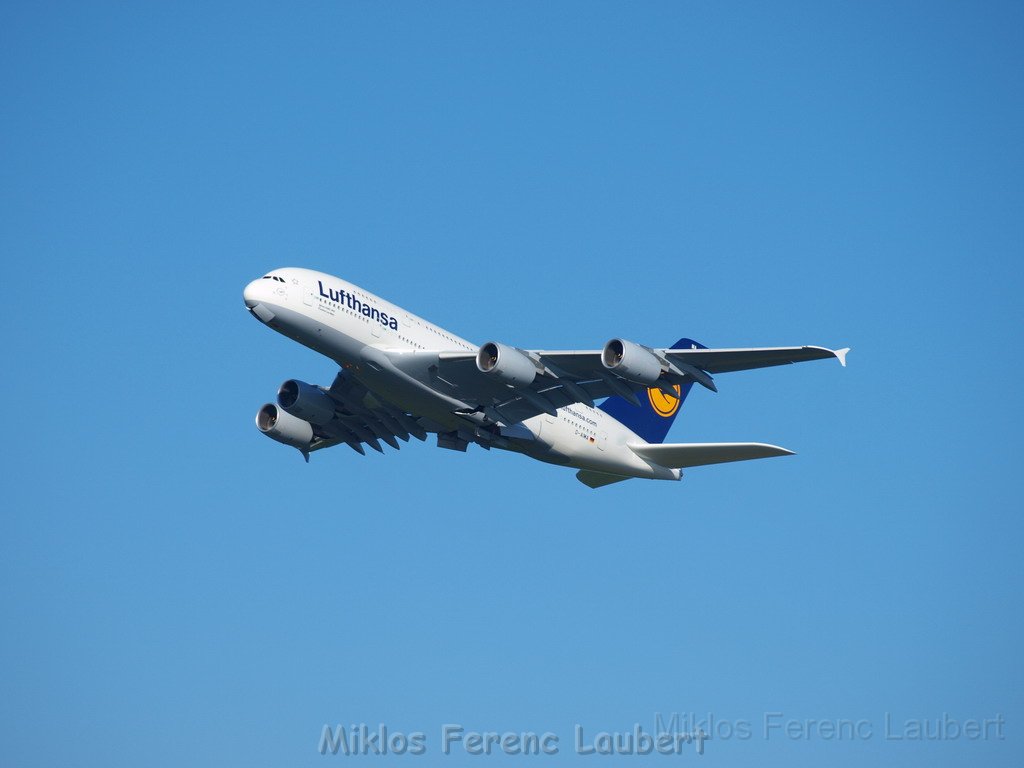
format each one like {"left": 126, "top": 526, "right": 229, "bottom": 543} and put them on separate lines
{"left": 629, "top": 442, "right": 794, "bottom": 468}
{"left": 575, "top": 470, "right": 631, "bottom": 488}
{"left": 597, "top": 337, "right": 705, "bottom": 443}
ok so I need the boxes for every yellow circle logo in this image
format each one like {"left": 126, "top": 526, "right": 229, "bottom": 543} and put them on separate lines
{"left": 647, "top": 384, "right": 682, "bottom": 418}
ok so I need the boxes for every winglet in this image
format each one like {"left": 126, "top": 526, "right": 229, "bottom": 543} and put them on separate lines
{"left": 834, "top": 347, "right": 850, "bottom": 367}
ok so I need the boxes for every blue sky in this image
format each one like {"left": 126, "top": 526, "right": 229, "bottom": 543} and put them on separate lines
{"left": 1, "top": 1, "right": 1021, "bottom": 765}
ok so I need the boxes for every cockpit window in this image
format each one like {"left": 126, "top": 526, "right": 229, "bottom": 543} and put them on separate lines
{"left": 262, "top": 275, "right": 286, "bottom": 282}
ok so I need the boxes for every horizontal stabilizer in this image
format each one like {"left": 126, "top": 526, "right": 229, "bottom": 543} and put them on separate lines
{"left": 576, "top": 470, "right": 632, "bottom": 488}
{"left": 629, "top": 442, "right": 795, "bottom": 468}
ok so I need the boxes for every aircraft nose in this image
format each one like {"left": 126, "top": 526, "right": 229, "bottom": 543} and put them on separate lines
{"left": 243, "top": 279, "right": 261, "bottom": 308}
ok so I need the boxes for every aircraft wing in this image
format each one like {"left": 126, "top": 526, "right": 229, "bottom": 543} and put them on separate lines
{"left": 423, "top": 344, "right": 848, "bottom": 425}
{"left": 306, "top": 372, "right": 428, "bottom": 456}
{"left": 423, "top": 351, "right": 619, "bottom": 424}
{"left": 537, "top": 345, "right": 848, "bottom": 377}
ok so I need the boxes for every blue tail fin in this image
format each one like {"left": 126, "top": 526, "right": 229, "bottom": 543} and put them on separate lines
{"left": 597, "top": 338, "right": 706, "bottom": 444}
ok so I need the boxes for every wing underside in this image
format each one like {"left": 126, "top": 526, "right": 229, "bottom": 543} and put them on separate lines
{"left": 299, "top": 344, "right": 847, "bottom": 457}
{"left": 307, "top": 372, "right": 429, "bottom": 455}
{"left": 424, "top": 344, "right": 848, "bottom": 426}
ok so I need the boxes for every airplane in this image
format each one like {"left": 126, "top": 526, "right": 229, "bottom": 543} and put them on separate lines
{"left": 244, "top": 268, "right": 848, "bottom": 487}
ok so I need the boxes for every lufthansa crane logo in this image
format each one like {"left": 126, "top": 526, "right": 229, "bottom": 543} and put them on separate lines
{"left": 647, "top": 384, "right": 682, "bottom": 418}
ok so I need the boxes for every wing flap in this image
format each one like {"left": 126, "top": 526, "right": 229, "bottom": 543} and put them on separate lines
{"left": 301, "top": 371, "right": 429, "bottom": 456}
{"left": 630, "top": 442, "right": 795, "bottom": 468}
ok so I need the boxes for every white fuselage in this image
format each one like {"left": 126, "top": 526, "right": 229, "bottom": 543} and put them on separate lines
{"left": 244, "top": 267, "right": 678, "bottom": 481}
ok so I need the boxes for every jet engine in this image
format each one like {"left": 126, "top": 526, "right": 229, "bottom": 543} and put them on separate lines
{"left": 256, "top": 403, "right": 314, "bottom": 449}
{"left": 277, "top": 379, "right": 336, "bottom": 425}
{"left": 475, "top": 341, "right": 537, "bottom": 387}
{"left": 601, "top": 338, "right": 663, "bottom": 385}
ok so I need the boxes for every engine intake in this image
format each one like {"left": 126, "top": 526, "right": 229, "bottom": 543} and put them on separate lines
{"left": 476, "top": 341, "right": 537, "bottom": 387}
{"left": 256, "top": 403, "right": 314, "bottom": 450}
{"left": 277, "top": 379, "right": 336, "bottom": 425}
{"left": 601, "top": 338, "right": 663, "bottom": 385}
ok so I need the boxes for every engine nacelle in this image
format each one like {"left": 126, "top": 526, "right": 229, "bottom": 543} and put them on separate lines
{"left": 256, "top": 403, "right": 314, "bottom": 450}
{"left": 277, "top": 379, "right": 336, "bottom": 425}
{"left": 475, "top": 341, "right": 537, "bottom": 387}
{"left": 601, "top": 338, "right": 663, "bottom": 385}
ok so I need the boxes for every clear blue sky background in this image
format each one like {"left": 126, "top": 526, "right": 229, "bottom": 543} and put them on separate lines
{"left": 2, "top": 2, "right": 1021, "bottom": 766}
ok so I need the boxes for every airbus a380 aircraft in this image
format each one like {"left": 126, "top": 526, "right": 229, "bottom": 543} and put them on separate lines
{"left": 244, "top": 268, "right": 848, "bottom": 487}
